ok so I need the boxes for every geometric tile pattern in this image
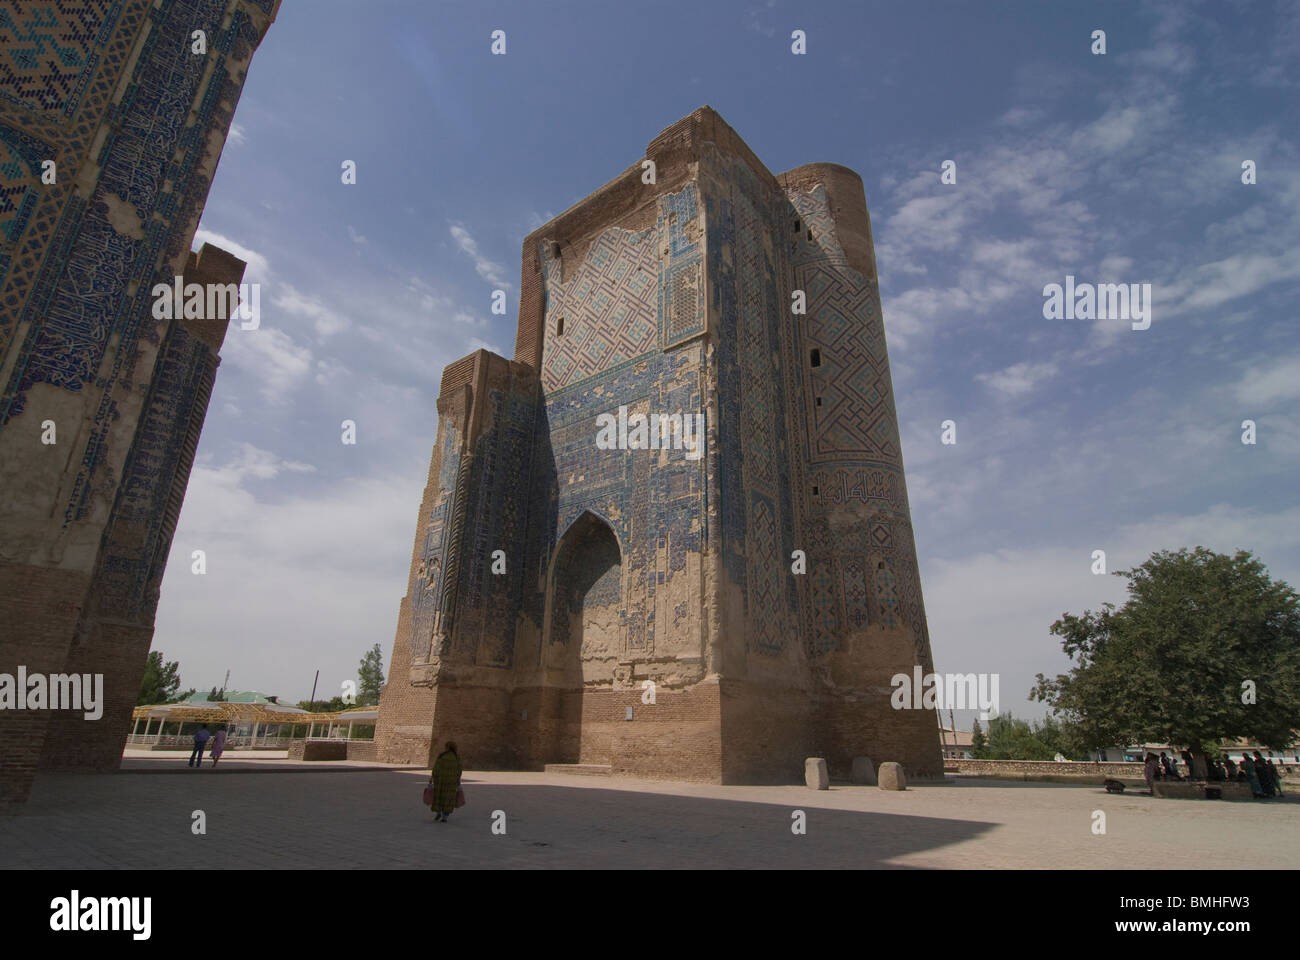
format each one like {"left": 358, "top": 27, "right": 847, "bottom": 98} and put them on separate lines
{"left": 782, "top": 182, "right": 932, "bottom": 662}
{"left": 540, "top": 227, "right": 660, "bottom": 392}
{"left": 0, "top": 0, "right": 150, "bottom": 370}
{"left": 0, "top": 1, "right": 120, "bottom": 117}
{"left": 416, "top": 185, "right": 709, "bottom": 672}
{"left": 0, "top": 0, "right": 267, "bottom": 612}
{"left": 0, "top": 0, "right": 275, "bottom": 639}
{"left": 793, "top": 194, "right": 899, "bottom": 462}
{"left": 410, "top": 426, "right": 460, "bottom": 664}
{"left": 708, "top": 155, "right": 800, "bottom": 656}
{"left": 872, "top": 563, "right": 900, "bottom": 631}
{"left": 0, "top": 123, "right": 47, "bottom": 285}
{"left": 840, "top": 556, "right": 870, "bottom": 629}
{"left": 30, "top": 3, "right": 257, "bottom": 528}
{"left": 810, "top": 560, "right": 839, "bottom": 654}
{"left": 541, "top": 184, "right": 704, "bottom": 392}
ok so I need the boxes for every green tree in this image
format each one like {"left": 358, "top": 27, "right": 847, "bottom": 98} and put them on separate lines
{"left": 358, "top": 643, "right": 384, "bottom": 707}
{"left": 1032, "top": 713, "right": 1089, "bottom": 760}
{"left": 1032, "top": 547, "right": 1300, "bottom": 774}
{"left": 137, "top": 651, "right": 184, "bottom": 706}
{"left": 970, "top": 716, "right": 987, "bottom": 758}
{"left": 983, "top": 712, "right": 1057, "bottom": 760}
{"left": 297, "top": 695, "right": 348, "bottom": 712}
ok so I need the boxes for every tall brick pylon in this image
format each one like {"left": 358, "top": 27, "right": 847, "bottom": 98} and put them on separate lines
{"left": 375, "top": 107, "right": 942, "bottom": 783}
{"left": 0, "top": 0, "right": 281, "bottom": 805}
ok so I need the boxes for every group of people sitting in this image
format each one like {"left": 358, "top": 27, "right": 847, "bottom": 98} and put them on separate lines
{"left": 1143, "top": 749, "right": 1286, "bottom": 798}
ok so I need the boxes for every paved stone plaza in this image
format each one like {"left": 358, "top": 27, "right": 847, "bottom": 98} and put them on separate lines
{"left": 3, "top": 757, "right": 1296, "bottom": 869}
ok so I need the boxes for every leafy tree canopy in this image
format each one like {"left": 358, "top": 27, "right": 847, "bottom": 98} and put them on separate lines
{"left": 358, "top": 643, "right": 384, "bottom": 707}
{"left": 1032, "top": 547, "right": 1300, "bottom": 753}
{"left": 137, "top": 651, "right": 186, "bottom": 706}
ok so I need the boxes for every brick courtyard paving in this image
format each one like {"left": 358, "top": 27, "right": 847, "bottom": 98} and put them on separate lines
{"left": 3, "top": 757, "right": 1297, "bottom": 869}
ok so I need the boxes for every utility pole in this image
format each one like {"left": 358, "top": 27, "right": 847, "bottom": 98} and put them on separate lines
{"left": 309, "top": 670, "right": 319, "bottom": 711}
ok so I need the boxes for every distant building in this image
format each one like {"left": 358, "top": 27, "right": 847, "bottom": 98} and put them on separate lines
{"left": 938, "top": 727, "right": 974, "bottom": 759}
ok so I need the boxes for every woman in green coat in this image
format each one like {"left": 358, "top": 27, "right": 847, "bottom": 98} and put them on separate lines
{"left": 431, "top": 741, "right": 462, "bottom": 822}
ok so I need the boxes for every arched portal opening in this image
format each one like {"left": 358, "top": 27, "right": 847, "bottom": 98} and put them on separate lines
{"left": 545, "top": 511, "right": 622, "bottom": 763}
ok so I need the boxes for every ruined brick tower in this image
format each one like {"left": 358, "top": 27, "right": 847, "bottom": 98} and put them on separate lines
{"left": 375, "top": 107, "right": 942, "bottom": 783}
{"left": 0, "top": 0, "right": 280, "bottom": 804}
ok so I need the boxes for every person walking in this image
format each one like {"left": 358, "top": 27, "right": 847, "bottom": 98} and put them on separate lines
{"left": 1240, "top": 753, "right": 1263, "bottom": 798}
{"left": 209, "top": 726, "right": 227, "bottom": 767}
{"left": 1253, "top": 752, "right": 1277, "bottom": 797}
{"left": 430, "top": 741, "right": 462, "bottom": 822}
{"left": 1143, "top": 752, "right": 1159, "bottom": 792}
{"left": 189, "top": 724, "right": 210, "bottom": 768}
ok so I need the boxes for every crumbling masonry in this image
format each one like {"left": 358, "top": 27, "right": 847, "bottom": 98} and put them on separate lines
{"left": 375, "top": 106, "right": 942, "bottom": 783}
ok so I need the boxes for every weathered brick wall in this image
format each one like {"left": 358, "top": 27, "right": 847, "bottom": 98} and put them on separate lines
{"left": 40, "top": 247, "right": 243, "bottom": 774}
{"left": 373, "top": 598, "right": 436, "bottom": 764}
{"left": 507, "top": 684, "right": 723, "bottom": 781}
{"left": 345, "top": 741, "right": 378, "bottom": 762}
{"left": 720, "top": 681, "right": 817, "bottom": 784}
{"left": 426, "top": 680, "right": 512, "bottom": 769}
{"left": 374, "top": 107, "right": 939, "bottom": 785}
{"left": 0, "top": 565, "right": 91, "bottom": 803}
{"left": 0, "top": 1, "right": 279, "bottom": 803}
{"left": 290, "top": 740, "right": 347, "bottom": 762}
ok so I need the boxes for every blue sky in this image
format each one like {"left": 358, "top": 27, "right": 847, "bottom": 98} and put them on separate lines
{"left": 154, "top": 0, "right": 1300, "bottom": 725}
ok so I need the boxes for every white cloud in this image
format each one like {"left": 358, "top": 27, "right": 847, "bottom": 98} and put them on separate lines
{"left": 1174, "top": 247, "right": 1300, "bottom": 314}
{"left": 273, "top": 283, "right": 351, "bottom": 338}
{"left": 192, "top": 228, "right": 271, "bottom": 283}
{"left": 348, "top": 224, "right": 367, "bottom": 246}
{"left": 155, "top": 450, "right": 422, "bottom": 701}
{"left": 924, "top": 503, "right": 1300, "bottom": 723}
{"left": 1235, "top": 354, "right": 1300, "bottom": 407}
{"left": 227, "top": 122, "right": 246, "bottom": 146}
{"left": 222, "top": 327, "right": 312, "bottom": 403}
{"left": 976, "top": 361, "right": 1059, "bottom": 396}
{"left": 449, "top": 222, "right": 510, "bottom": 287}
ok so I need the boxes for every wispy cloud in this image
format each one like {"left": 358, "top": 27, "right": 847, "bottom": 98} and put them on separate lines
{"left": 449, "top": 222, "right": 509, "bottom": 287}
{"left": 976, "top": 361, "right": 1059, "bottom": 396}
{"left": 192, "top": 228, "right": 270, "bottom": 281}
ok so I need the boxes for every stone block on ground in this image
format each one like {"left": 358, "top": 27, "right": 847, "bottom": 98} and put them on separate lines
{"left": 878, "top": 761, "right": 907, "bottom": 791}
{"left": 805, "top": 757, "right": 829, "bottom": 790}
{"left": 1152, "top": 780, "right": 1203, "bottom": 800}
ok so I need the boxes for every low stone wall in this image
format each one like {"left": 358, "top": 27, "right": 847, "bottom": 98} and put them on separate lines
{"left": 1154, "top": 780, "right": 1255, "bottom": 802}
{"left": 948, "top": 760, "right": 1293, "bottom": 795}
{"left": 346, "top": 741, "right": 378, "bottom": 762}
{"left": 948, "top": 759, "right": 1142, "bottom": 782}
{"left": 289, "top": 739, "right": 347, "bottom": 761}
